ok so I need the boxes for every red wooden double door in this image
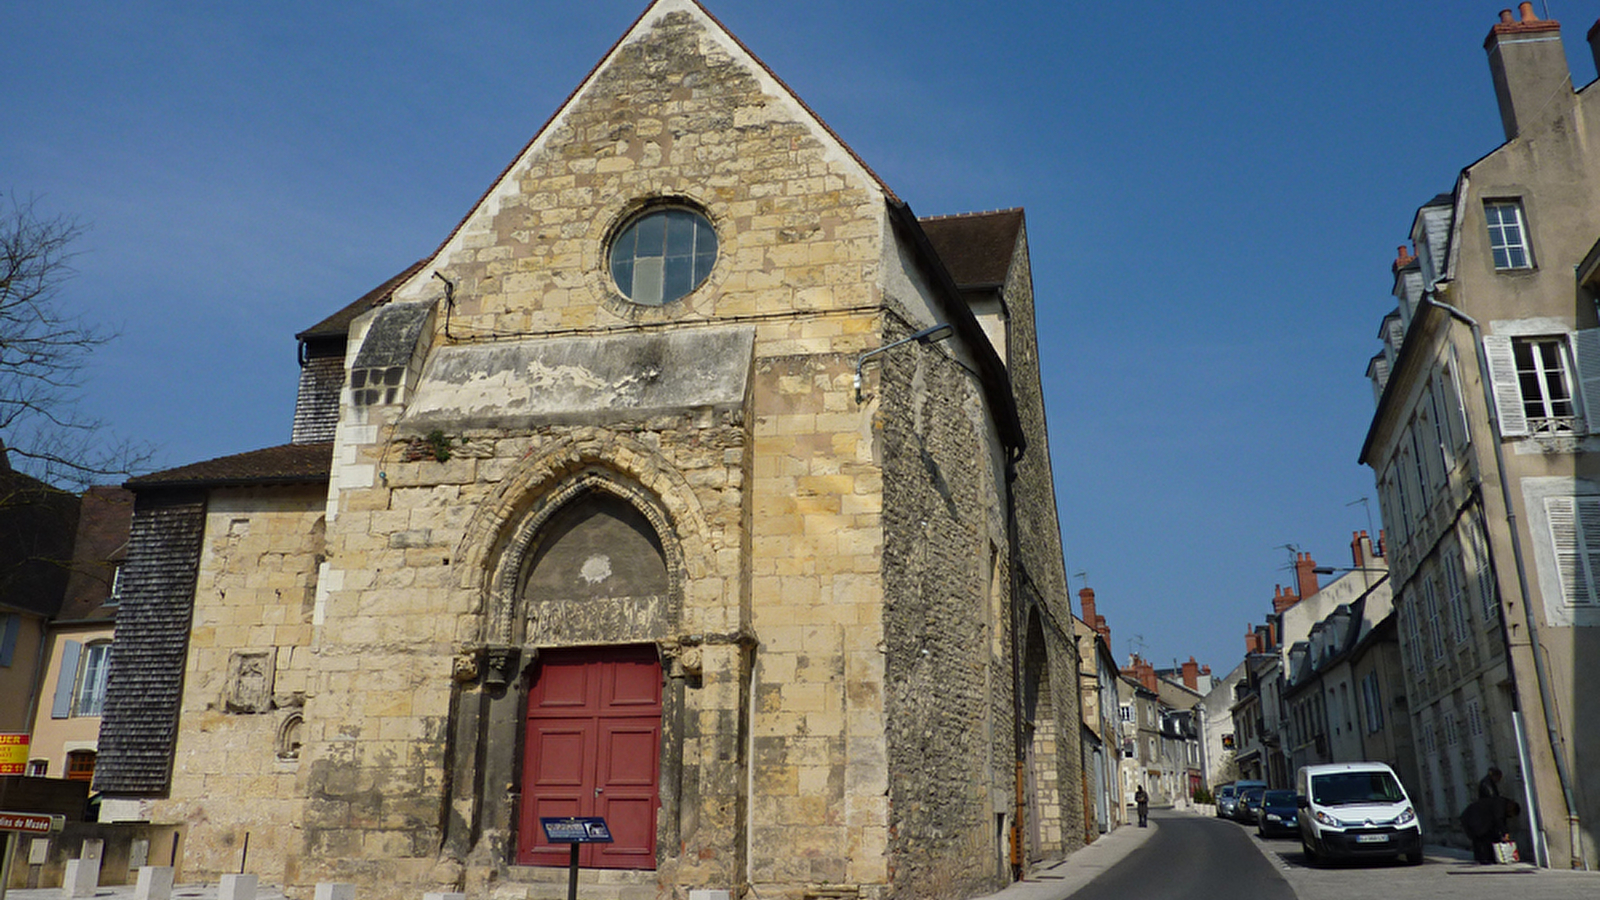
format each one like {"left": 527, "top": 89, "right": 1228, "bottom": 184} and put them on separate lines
{"left": 517, "top": 645, "right": 663, "bottom": 869}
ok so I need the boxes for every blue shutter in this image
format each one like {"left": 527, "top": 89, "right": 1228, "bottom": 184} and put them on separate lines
{"left": 0, "top": 615, "right": 19, "bottom": 666}
{"left": 51, "top": 640, "right": 83, "bottom": 719}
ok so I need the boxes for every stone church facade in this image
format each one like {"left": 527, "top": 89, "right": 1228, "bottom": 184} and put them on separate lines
{"left": 96, "top": 3, "right": 1081, "bottom": 898}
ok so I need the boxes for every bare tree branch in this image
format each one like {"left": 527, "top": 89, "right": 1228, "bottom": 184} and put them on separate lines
{"left": 0, "top": 192, "right": 154, "bottom": 489}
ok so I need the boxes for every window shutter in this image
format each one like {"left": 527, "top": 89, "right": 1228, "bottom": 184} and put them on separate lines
{"left": 1483, "top": 335, "right": 1528, "bottom": 436}
{"left": 1571, "top": 328, "right": 1600, "bottom": 430}
{"left": 52, "top": 640, "right": 83, "bottom": 718}
{"left": 1545, "top": 496, "right": 1600, "bottom": 606}
{"left": 0, "top": 615, "right": 19, "bottom": 667}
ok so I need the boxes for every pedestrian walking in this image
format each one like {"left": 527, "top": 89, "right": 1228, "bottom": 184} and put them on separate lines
{"left": 1135, "top": 786, "right": 1149, "bottom": 828}
{"left": 1460, "top": 795, "right": 1519, "bottom": 863}
{"left": 1478, "top": 765, "right": 1503, "bottom": 798}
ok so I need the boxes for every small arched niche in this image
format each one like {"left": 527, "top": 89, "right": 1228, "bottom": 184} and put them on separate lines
{"left": 519, "top": 492, "right": 672, "bottom": 646}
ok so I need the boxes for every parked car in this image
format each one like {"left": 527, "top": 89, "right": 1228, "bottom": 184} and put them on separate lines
{"left": 1237, "top": 786, "right": 1266, "bottom": 824}
{"left": 1297, "top": 762, "right": 1423, "bottom": 866}
{"left": 1215, "top": 784, "right": 1239, "bottom": 818}
{"left": 1256, "top": 789, "right": 1299, "bottom": 838}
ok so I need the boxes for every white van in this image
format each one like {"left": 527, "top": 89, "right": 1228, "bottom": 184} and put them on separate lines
{"left": 1296, "top": 762, "right": 1423, "bottom": 865}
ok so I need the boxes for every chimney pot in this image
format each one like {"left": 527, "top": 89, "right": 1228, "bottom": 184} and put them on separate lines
{"left": 1520, "top": 1, "right": 1537, "bottom": 23}
{"left": 1501, "top": 8, "right": 1515, "bottom": 25}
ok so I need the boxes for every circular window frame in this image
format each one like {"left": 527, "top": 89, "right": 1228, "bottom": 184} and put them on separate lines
{"left": 604, "top": 200, "right": 720, "bottom": 308}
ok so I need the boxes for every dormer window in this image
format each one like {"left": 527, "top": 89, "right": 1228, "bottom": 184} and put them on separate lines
{"left": 1485, "top": 200, "right": 1533, "bottom": 270}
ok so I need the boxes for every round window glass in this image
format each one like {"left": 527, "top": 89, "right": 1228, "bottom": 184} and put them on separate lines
{"left": 609, "top": 207, "right": 718, "bottom": 305}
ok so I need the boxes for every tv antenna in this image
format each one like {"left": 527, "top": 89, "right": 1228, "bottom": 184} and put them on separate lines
{"left": 1347, "top": 496, "right": 1375, "bottom": 542}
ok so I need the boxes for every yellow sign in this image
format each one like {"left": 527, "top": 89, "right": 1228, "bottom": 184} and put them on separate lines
{"left": 0, "top": 733, "right": 29, "bottom": 774}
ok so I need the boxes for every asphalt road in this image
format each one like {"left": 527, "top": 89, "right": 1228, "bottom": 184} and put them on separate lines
{"left": 1066, "top": 810, "right": 1295, "bottom": 900}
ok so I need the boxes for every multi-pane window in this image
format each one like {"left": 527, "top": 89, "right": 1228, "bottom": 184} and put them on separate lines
{"left": 1514, "top": 338, "right": 1575, "bottom": 423}
{"left": 1361, "top": 672, "right": 1384, "bottom": 733}
{"left": 1485, "top": 201, "right": 1532, "bottom": 269}
{"left": 1544, "top": 496, "right": 1600, "bottom": 607}
{"left": 1443, "top": 550, "right": 1472, "bottom": 644}
{"left": 609, "top": 207, "right": 718, "bottom": 306}
{"left": 50, "top": 640, "right": 111, "bottom": 718}
{"left": 1423, "top": 576, "right": 1446, "bottom": 660}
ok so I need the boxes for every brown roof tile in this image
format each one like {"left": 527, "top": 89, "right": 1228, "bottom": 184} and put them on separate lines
{"left": 128, "top": 443, "right": 332, "bottom": 489}
{"left": 918, "top": 208, "right": 1024, "bottom": 289}
{"left": 296, "top": 260, "right": 427, "bottom": 341}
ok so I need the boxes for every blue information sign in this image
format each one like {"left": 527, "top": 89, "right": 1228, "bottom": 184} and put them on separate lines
{"left": 540, "top": 816, "right": 613, "bottom": 844}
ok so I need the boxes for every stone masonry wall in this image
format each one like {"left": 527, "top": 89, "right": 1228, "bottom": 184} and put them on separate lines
{"left": 1000, "top": 225, "right": 1083, "bottom": 856}
{"left": 879, "top": 317, "right": 1012, "bottom": 900}
{"left": 154, "top": 486, "right": 324, "bottom": 883}
{"left": 296, "top": 6, "right": 899, "bottom": 899}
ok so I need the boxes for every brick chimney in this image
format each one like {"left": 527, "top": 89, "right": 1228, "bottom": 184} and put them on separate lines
{"left": 1245, "top": 626, "right": 1261, "bottom": 655}
{"left": 1486, "top": 3, "right": 1569, "bottom": 141}
{"left": 1078, "top": 586, "right": 1097, "bottom": 627}
{"left": 1181, "top": 657, "right": 1199, "bottom": 690}
{"left": 1392, "top": 245, "right": 1415, "bottom": 273}
{"left": 1272, "top": 585, "right": 1298, "bottom": 614}
{"left": 1121, "top": 654, "right": 1158, "bottom": 692}
{"left": 1296, "top": 552, "right": 1319, "bottom": 600}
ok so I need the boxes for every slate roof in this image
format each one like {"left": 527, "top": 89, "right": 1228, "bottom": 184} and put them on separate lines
{"left": 93, "top": 492, "right": 207, "bottom": 794}
{"left": 919, "top": 208, "right": 1024, "bottom": 289}
{"left": 127, "top": 443, "right": 333, "bottom": 490}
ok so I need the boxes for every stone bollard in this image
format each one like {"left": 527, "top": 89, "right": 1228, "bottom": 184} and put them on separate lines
{"left": 62, "top": 839, "right": 105, "bottom": 898}
{"left": 422, "top": 893, "right": 465, "bottom": 900}
{"left": 689, "top": 891, "right": 732, "bottom": 900}
{"left": 315, "top": 883, "right": 356, "bottom": 900}
{"left": 220, "top": 874, "right": 259, "bottom": 900}
{"left": 134, "top": 867, "right": 175, "bottom": 900}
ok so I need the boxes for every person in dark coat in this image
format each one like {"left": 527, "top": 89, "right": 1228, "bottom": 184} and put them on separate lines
{"left": 1135, "top": 786, "right": 1149, "bottom": 827}
{"left": 1478, "top": 766, "right": 1503, "bottom": 799}
{"left": 1460, "top": 796, "right": 1519, "bottom": 863}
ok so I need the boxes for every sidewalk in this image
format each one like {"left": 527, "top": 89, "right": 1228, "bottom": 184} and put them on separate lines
{"left": 4, "top": 883, "right": 289, "bottom": 900}
{"left": 967, "top": 821, "right": 1158, "bottom": 900}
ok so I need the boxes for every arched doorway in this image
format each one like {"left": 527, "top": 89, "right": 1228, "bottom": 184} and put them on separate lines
{"left": 512, "top": 493, "right": 671, "bottom": 870}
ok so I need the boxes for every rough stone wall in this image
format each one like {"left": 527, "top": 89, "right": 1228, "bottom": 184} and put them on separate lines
{"left": 292, "top": 5, "right": 902, "bottom": 899}
{"left": 154, "top": 486, "right": 324, "bottom": 883}
{"left": 879, "top": 318, "right": 1011, "bottom": 900}
{"left": 999, "top": 224, "right": 1083, "bottom": 854}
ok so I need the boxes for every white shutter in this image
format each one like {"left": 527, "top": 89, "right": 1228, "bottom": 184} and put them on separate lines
{"left": 1572, "top": 328, "right": 1600, "bottom": 431}
{"left": 1484, "top": 335, "right": 1528, "bottom": 437}
{"left": 1579, "top": 498, "right": 1600, "bottom": 606}
{"left": 1543, "top": 496, "right": 1600, "bottom": 607}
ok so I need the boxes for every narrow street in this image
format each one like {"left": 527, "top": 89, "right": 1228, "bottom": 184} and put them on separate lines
{"left": 1038, "top": 809, "right": 1600, "bottom": 900}
{"left": 1065, "top": 811, "right": 1294, "bottom": 900}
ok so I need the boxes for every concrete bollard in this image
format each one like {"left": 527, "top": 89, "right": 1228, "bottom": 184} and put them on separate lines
{"left": 134, "top": 866, "right": 175, "bottom": 900}
{"left": 220, "top": 874, "right": 259, "bottom": 900}
{"left": 62, "top": 840, "right": 105, "bottom": 898}
{"left": 315, "top": 883, "right": 356, "bottom": 900}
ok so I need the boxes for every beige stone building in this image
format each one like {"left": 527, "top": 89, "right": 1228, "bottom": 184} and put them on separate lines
{"left": 94, "top": 2, "right": 1081, "bottom": 898}
{"left": 1361, "top": 4, "right": 1599, "bottom": 868}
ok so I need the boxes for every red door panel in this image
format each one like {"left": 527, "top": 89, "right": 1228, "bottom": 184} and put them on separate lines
{"left": 517, "top": 646, "right": 662, "bottom": 870}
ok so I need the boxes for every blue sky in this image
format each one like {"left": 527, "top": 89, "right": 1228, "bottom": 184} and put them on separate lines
{"left": 5, "top": 2, "right": 1592, "bottom": 673}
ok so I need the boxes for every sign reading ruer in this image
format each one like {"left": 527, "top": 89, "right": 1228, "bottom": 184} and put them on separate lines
{"left": 0, "top": 812, "right": 64, "bottom": 834}
{"left": 0, "top": 734, "right": 27, "bottom": 775}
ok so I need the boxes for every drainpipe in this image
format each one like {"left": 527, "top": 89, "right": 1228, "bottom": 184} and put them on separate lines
{"left": 1006, "top": 448, "right": 1025, "bottom": 880}
{"left": 1426, "top": 291, "right": 1584, "bottom": 869}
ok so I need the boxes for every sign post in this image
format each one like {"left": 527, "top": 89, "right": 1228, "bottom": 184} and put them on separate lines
{"left": 0, "top": 812, "right": 65, "bottom": 900}
{"left": 538, "top": 817, "right": 612, "bottom": 900}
